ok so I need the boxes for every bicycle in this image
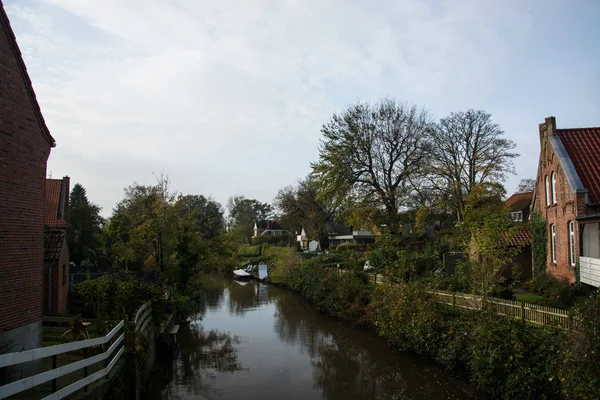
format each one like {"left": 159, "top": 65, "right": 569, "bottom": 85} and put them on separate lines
{"left": 61, "top": 319, "right": 91, "bottom": 342}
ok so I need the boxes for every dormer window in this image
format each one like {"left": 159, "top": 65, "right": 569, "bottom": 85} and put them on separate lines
{"left": 551, "top": 171, "right": 557, "bottom": 204}
{"left": 510, "top": 211, "right": 523, "bottom": 222}
{"left": 545, "top": 175, "right": 550, "bottom": 206}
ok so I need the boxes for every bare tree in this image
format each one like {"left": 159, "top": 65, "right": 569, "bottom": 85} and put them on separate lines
{"left": 311, "top": 98, "right": 432, "bottom": 232}
{"left": 428, "top": 110, "right": 518, "bottom": 223}
{"left": 274, "top": 175, "right": 338, "bottom": 244}
{"left": 515, "top": 178, "right": 536, "bottom": 194}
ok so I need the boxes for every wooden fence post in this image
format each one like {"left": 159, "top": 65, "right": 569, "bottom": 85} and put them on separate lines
{"left": 452, "top": 293, "right": 456, "bottom": 307}
{"left": 521, "top": 302, "right": 526, "bottom": 323}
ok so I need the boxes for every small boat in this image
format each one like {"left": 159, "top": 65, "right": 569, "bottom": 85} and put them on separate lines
{"left": 233, "top": 265, "right": 253, "bottom": 279}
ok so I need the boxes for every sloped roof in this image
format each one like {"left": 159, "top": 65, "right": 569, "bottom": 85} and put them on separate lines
{"left": 44, "top": 229, "right": 65, "bottom": 260}
{"left": 505, "top": 192, "right": 533, "bottom": 211}
{"left": 557, "top": 128, "right": 600, "bottom": 205}
{"left": 256, "top": 220, "right": 282, "bottom": 230}
{"left": 506, "top": 226, "right": 532, "bottom": 247}
{"left": 46, "top": 179, "right": 67, "bottom": 227}
{"left": 0, "top": 2, "right": 55, "bottom": 147}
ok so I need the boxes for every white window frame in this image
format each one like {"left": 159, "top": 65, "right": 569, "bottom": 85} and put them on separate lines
{"left": 569, "top": 221, "right": 576, "bottom": 267}
{"left": 550, "top": 224, "right": 556, "bottom": 264}
{"left": 510, "top": 211, "right": 523, "bottom": 222}
{"left": 551, "top": 172, "right": 557, "bottom": 204}
{"left": 545, "top": 175, "right": 550, "bottom": 206}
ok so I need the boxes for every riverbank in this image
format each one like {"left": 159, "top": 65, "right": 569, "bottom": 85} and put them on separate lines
{"left": 267, "top": 248, "right": 600, "bottom": 400}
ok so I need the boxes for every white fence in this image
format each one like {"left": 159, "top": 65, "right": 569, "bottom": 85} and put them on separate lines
{"left": 0, "top": 321, "right": 125, "bottom": 399}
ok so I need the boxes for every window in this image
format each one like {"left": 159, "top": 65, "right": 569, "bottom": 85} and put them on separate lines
{"left": 569, "top": 221, "right": 576, "bottom": 266}
{"left": 551, "top": 172, "right": 557, "bottom": 204}
{"left": 510, "top": 211, "right": 523, "bottom": 222}
{"left": 545, "top": 175, "right": 550, "bottom": 206}
{"left": 550, "top": 224, "right": 556, "bottom": 264}
{"left": 62, "top": 264, "right": 67, "bottom": 283}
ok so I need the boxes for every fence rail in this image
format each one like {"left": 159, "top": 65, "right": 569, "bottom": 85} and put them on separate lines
{"left": 333, "top": 267, "right": 579, "bottom": 330}
{"left": 0, "top": 301, "right": 153, "bottom": 399}
{"left": 0, "top": 321, "right": 125, "bottom": 399}
{"left": 427, "top": 290, "right": 581, "bottom": 330}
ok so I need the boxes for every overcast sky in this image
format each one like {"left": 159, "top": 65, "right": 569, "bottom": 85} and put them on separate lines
{"left": 5, "top": 0, "right": 600, "bottom": 217}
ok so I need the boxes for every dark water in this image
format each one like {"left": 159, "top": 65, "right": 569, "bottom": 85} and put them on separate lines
{"left": 151, "top": 277, "right": 480, "bottom": 400}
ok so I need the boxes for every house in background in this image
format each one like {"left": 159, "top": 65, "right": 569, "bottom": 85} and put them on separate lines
{"left": 504, "top": 191, "right": 534, "bottom": 280}
{"left": 252, "top": 220, "right": 292, "bottom": 241}
{"left": 532, "top": 117, "right": 600, "bottom": 287}
{"left": 0, "top": 2, "right": 55, "bottom": 381}
{"left": 326, "top": 222, "right": 376, "bottom": 248}
{"left": 296, "top": 225, "right": 308, "bottom": 248}
{"left": 43, "top": 176, "right": 70, "bottom": 315}
{"left": 505, "top": 191, "right": 533, "bottom": 223}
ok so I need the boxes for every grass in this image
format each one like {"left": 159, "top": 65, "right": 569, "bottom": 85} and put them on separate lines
{"left": 515, "top": 294, "right": 547, "bottom": 303}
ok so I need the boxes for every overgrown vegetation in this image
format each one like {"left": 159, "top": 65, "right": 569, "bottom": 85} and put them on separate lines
{"left": 267, "top": 248, "right": 600, "bottom": 399}
{"left": 531, "top": 211, "right": 548, "bottom": 275}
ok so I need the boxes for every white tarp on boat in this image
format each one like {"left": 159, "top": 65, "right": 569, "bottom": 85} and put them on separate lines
{"left": 258, "top": 264, "right": 268, "bottom": 280}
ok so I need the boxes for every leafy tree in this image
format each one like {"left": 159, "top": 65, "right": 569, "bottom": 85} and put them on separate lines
{"left": 173, "top": 195, "right": 225, "bottom": 289}
{"left": 175, "top": 195, "right": 224, "bottom": 240}
{"left": 429, "top": 110, "right": 518, "bottom": 223}
{"left": 311, "top": 98, "right": 433, "bottom": 232}
{"left": 67, "top": 183, "right": 104, "bottom": 266}
{"left": 462, "top": 182, "right": 518, "bottom": 295}
{"left": 226, "top": 196, "right": 273, "bottom": 239}
{"left": 105, "top": 176, "right": 176, "bottom": 272}
{"left": 274, "top": 175, "right": 337, "bottom": 245}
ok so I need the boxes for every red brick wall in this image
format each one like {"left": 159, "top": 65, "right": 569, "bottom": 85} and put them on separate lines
{"left": 0, "top": 14, "right": 52, "bottom": 331}
{"left": 534, "top": 118, "right": 580, "bottom": 283}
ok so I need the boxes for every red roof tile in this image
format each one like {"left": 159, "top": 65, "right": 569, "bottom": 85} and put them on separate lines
{"left": 505, "top": 192, "right": 533, "bottom": 211}
{"left": 557, "top": 128, "right": 600, "bottom": 205}
{"left": 506, "top": 226, "right": 531, "bottom": 247}
{"left": 44, "top": 229, "right": 65, "bottom": 260}
{"left": 45, "top": 179, "right": 67, "bottom": 227}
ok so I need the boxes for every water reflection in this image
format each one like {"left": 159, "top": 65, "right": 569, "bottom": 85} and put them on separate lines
{"left": 158, "top": 324, "right": 245, "bottom": 399}
{"left": 155, "top": 277, "right": 478, "bottom": 400}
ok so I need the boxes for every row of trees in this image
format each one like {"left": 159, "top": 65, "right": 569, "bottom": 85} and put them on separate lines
{"left": 311, "top": 99, "right": 519, "bottom": 232}
{"left": 68, "top": 98, "right": 522, "bottom": 294}
{"left": 67, "top": 176, "right": 229, "bottom": 291}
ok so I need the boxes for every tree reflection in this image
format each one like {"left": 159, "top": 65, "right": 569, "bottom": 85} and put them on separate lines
{"left": 226, "top": 280, "right": 272, "bottom": 316}
{"left": 169, "top": 323, "right": 246, "bottom": 399}
{"left": 273, "top": 288, "right": 407, "bottom": 399}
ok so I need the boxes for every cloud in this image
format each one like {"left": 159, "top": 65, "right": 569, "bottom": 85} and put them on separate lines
{"left": 4, "top": 0, "right": 599, "bottom": 215}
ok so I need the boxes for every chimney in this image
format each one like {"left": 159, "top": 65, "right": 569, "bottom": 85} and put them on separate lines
{"left": 539, "top": 116, "right": 557, "bottom": 142}
{"left": 57, "top": 176, "right": 70, "bottom": 222}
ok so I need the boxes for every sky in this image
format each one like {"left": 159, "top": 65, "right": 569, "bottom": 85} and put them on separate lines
{"left": 5, "top": 0, "right": 600, "bottom": 217}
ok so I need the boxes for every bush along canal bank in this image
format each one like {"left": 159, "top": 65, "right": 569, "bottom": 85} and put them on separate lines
{"left": 266, "top": 247, "right": 600, "bottom": 400}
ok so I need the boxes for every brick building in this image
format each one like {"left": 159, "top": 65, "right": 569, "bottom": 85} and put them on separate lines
{"left": 0, "top": 0, "right": 55, "bottom": 370}
{"left": 43, "top": 177, "right": 70, "bottom": 315}
{"left": 532, "top": 117, "right": 600, "bottom": 286}
{"left": 505, "top": 191, "right": 533, "bottom": 280}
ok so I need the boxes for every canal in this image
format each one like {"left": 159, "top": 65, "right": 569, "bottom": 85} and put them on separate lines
{"left": 150, "top": 277, "right": 480, "bottom": 400}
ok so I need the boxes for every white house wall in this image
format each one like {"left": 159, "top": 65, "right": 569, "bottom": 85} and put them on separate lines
{"left": 582, "top": 222, "right": 600, "bottom": 259}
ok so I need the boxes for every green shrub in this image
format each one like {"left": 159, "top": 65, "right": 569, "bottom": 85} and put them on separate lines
{"left": 238, "top": 244, "right": 260, "bottom": 257}
{"left": 76, "top": 274, "right": 167, "bottom": 324}
{"left": 559, "top": 291, "right": 600, "bottom": 398}
{"left": 371, "top": 281, "right": 566, "bottom": 399}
